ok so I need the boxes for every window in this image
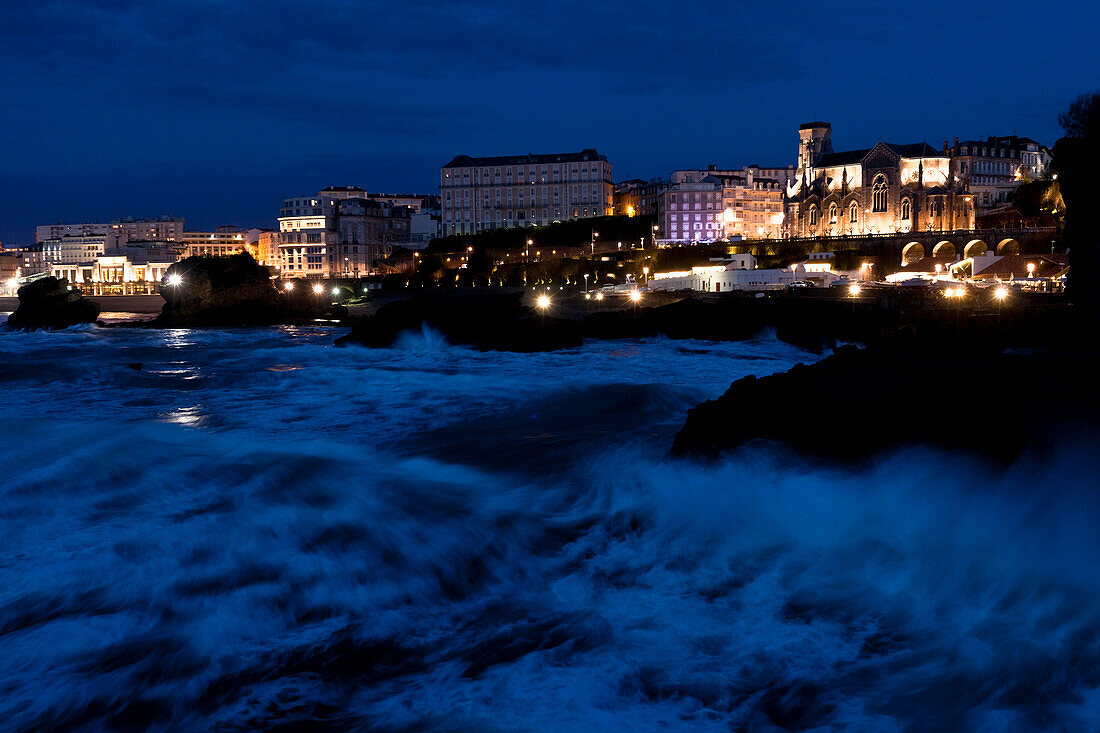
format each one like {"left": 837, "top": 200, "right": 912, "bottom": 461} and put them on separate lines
{"left": 849, "top": 202, "right": 858, "bottom": 223}
{"left": 808, "top": 205, "right": 818, "bottom": 226}
{"left": 829, "top": 203, "right": 838, "bottom": 224}
{"left": 872, "top": 175, "right": 888, "bottom": 212}
{"left": 900, "top": 198, "right": 911, "bottom": 220}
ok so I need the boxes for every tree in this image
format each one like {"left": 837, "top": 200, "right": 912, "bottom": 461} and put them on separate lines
{"left": 1053, "top": 91, "right": 1100, "bottom": 312}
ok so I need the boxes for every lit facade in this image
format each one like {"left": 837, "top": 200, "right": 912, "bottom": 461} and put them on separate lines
{"left": 51, "top": 255, "right": 175, "bottom": 295}
{"left": 614, "top": 179, "right": 669, "bottom": 218}
{"left": 786, "top": 122, "right": 974, "bottom": 238}
{"left": 278, "top": 194, "right": 409, "bottom": 278}
{"left": 948, "top": 135, "right": 1051, "bottom": 212}
{"left": 658, "top": 168, "right": 785, "bottom": 244}
{"left": 181, "top": 229, "right": 250, "bottom": 258}
{"left": 440, "top": 149, "right": 613, "bottom": 235}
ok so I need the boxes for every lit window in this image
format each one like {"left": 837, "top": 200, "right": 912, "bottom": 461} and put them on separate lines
{"left": 901, "top": 198, "right": 911, "bottom": 220}
{"left": 872, "top": 175, "right": 888, "bottom": 212}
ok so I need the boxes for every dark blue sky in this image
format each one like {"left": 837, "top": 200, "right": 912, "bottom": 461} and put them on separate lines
{"left": 1, "top": 0, "right": 1097, "bottom": 244}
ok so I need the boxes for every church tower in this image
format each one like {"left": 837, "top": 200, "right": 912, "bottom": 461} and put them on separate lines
{"left": 797, "top": 122, "right": 833, "bottom": 173}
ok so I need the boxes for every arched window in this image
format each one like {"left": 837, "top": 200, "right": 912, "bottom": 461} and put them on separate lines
{"left": 900, "top": 198, "right": 911, "bottom": 220}
{"left": 849, "top": 202, "right": 858, "bottom": 223}
{"left": 829, "top": 202, "right": 838, "bottom": 223}
{"left": 808, "top": 205, "right": 818, "bottom": 226}
{"left": 872, "top": 175, "right": 888, "bottom": 212}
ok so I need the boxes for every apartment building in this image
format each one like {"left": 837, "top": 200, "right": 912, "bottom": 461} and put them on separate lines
{"left": 440, "top": 149, "right": 613, "bottom": 235}
{"left": 278, "top": 192, "right": 409, "bottom": 278}
{"left": 948, "top": 135, "right": 1052, "bottom": 212}
{"left": 658, "top": 167, "right": 785, "bottom": 244}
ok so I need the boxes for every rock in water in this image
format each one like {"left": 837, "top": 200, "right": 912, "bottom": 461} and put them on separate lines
{"left": 671, "top": 343, "right": 1100, "bottom": 465}
{"left": 5, "top": 277, "right": 101, "bottom": 330}
{"left": 153, "top": 253, "right": 310, "bottom": 326}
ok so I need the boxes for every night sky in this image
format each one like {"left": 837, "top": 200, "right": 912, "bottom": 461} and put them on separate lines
{"left": 1, "top": 0, "right": 1097, "bottom": 245}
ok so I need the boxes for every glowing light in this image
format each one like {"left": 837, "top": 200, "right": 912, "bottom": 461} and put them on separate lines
{"left": 537, "top": 294, "right": 551, "bottom": 309}
{"left": 848, "top": 284, "right": 861, "bottom": 296}
{"left": 595, "top": 292, "right": 604, "bottom": 301}
{"left": 166, "top": 273, "right": 183, "bottom": 286}
{"left": 283, "top": 282, "right": 295, "bottom": 291}
{"left": 994, "top": 287, "right": 1008, "bottom": 300}
{"left": 584, "top": 293, "right": 591, "bottom": 300}
{"left": 312, "top": 283, "right": 324, "bottom": 294}
{"left": 332, "top": 287, "right": 340, "bottom": 296}
{"left": 629, "top": 290, "right": 642, "bottom": 303}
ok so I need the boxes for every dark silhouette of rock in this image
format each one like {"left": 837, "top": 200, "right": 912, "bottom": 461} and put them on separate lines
{"left": 335, "top": 291, "right": 583, "bottom": 352}
{"left": 152, "top": 253, "right": 321, "bottom": 326}
{"left": 671, "top": 343, "right": 1100, "bottom": 464}
{"left": 5, "top": 277, "right": 100, "bottom": 330}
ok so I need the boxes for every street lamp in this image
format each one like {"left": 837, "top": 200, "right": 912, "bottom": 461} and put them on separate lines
{"left": 283, "top": 281, "right": 295, "bottom": 292}
{"left": 629, "top": 289, "right": 642, "bottom": 303}
{"left": 166, "top": 273, "right": 182, "bottom": 286}
{"left": 584, "top": 272, "right": 589, "bottom": 294}
{"left": 642, "top": 266, "right": 649, "bottom": 288}
{"left": 537, "top": 294, "right": 551, "bottom": 309}
{"left": 652, "top": 224, "right": 659, "bottom": 248}
{"left": 312, "top": 283, "right": 324, "bottom": 294}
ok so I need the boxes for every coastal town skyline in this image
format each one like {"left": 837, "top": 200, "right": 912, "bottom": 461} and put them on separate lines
{"left": 2, "top": 0, "right": 1099, "bottom": 245}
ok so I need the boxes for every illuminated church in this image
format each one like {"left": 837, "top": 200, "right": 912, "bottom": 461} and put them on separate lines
{"left": 785, "top": 122, "right": 974, "bottom": 238}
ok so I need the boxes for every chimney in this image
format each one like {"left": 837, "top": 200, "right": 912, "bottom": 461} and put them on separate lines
{"left": 943, "top": 141, "right": 949, "bottom": 154}
{"left": 955, "top": 137, "right": 959, "bottom": 146}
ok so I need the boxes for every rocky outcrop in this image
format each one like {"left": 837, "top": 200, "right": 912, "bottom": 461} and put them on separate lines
{"left": 335, "top": 291, "right": 583, "bottom": 352}
{"left": 153, "top": 253, "right": 321, "bottom": 327}
{"left": 671, "top": 343, "right": 1100, "bottom": 464}
{"left": 5, "top": 277, "right": 100, "bottom": 330}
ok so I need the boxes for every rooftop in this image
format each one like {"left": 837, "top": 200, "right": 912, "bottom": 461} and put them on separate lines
{"left": 443, "top": 148, "right": 607, "bottom": 168}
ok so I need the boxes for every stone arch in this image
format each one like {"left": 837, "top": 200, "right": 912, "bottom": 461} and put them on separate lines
{"left": 902, "top": 242, "right": 925, "bottom": 265}
{"left": 932, "top": 241, "right": 956, "bottom": 260}
{"left": 964, "top": 239, "right": 988, "bottom": 258}
{"left": 997, "top": 238, "right": 1020, "bottom": 255}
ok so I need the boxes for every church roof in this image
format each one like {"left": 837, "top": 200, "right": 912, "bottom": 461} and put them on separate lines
{"left": 818, "top": 142, "right": 942, "bottom": 167}
{"left": 818, "top": 149, "right": 870, "bottom": 166}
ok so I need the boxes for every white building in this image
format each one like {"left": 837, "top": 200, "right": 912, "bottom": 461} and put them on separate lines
{"left": 51, "top": 255, "right": 175, "bottom": 295}
{"left": 25, "top": 235, "right": 109, "bottom": 273}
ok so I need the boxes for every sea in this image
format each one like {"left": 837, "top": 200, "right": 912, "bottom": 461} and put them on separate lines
{"left": 1, "top": 317, "right": 1099, "bottom": 732}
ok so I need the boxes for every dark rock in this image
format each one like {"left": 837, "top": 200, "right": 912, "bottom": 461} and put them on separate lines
{"left": 335, "top": 291, "right": 582, "bottom": 352}
{"left": 4, "top": 277, "right": 100, "bottom": 330}
{"left": 671, "top": 342, "right": 1100, "bottom": 464}
{"left": 152, "top": 253, "right": 322, "bottom": 327}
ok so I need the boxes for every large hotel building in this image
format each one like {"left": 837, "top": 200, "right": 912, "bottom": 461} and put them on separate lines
{"left": 440, "top": 149, "right": 613, "bottom": 235}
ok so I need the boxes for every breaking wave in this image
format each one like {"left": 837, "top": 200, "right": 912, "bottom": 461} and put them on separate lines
{"left": 1, "top": 324, "right": 1098, "bottom": 731}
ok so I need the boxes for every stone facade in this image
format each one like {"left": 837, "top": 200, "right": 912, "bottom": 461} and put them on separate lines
{"left": 786, "top": 122, "right": 974, "bottom": 238}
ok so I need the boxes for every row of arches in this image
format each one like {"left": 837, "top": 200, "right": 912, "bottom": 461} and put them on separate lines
{"left": 901, "top": 238, "right": 1020, "bottom": 265}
